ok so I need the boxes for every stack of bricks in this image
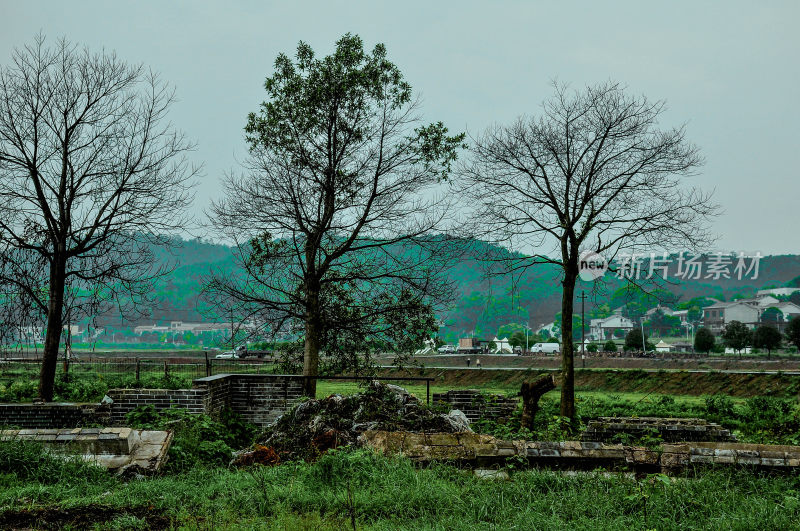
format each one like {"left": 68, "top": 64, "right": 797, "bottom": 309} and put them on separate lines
{"left": 581, "top": 417, "right": 735, "bottom": 443}
{"left": 432, "top": 390, "right": 518, "bottom": 422}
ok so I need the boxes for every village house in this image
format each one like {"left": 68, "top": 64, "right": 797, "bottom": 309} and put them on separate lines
{"left": 702, "top": 294, "right": 800, "bottom": 334}
{"left": 589, "top": 313, "right": 634, "bottom": 340}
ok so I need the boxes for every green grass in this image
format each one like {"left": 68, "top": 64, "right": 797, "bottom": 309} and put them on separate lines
{"left": 1, "top": 445, "right": 799, "bottom": 529}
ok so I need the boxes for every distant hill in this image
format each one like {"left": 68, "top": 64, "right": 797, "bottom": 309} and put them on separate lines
{"left": 104, "top": 238, "right": 800, "bottom": 343}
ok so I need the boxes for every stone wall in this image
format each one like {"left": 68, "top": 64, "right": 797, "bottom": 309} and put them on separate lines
{"left": 1, "top": 427, "right": 173, "bottom": 474}
{"left": 432, "top": 390, "right": 518, "bottom": 422}
{"left": 581, "top": 417, "right": 736, "bottom": 443}
{"left": 361, "top": 430, "right": 800, "bottom": 475}
{"left": 0, "top": 403, "right": 108, "bottom": 429}
{"left": 660, "top": 442, "right": 800, "bottom": 473}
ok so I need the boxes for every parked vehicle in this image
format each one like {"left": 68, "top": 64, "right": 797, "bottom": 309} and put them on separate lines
{"left": 437, "top": 344, "right": 457, "bottom": 354}
{"left": 530, "top": 342, "right": 560, "bottom": 354}
{"left": 215, "top": 345, "right": 247, "bottom": 359}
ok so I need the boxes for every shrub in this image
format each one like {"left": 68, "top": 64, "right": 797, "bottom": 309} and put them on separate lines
{"left": 125, "top": 406, "right": 258, "bottom": 472}
{"left": 704, "top": 394, "right": 735, "bottom": 417}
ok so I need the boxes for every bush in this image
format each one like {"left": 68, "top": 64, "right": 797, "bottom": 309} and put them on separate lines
{"left": 125, "top": 406, "right": 258, "bottom": 472}
{"left": 603, "top": 340, "right": 617, "bottom": 352}
{"left": 704, "top": 394, "right": 735, "bottom": 417}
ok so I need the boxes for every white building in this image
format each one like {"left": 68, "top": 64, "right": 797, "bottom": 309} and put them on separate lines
{"left": 493, "top": 337, "right": 513, "bottom": 354}
{"left": 757, "top": 287, "right": 800, "bottom": 298}
{"left": 589, "top": 314, "right": 634, "bottom": 340}
{"left": 655, "top": 340, "right": 673, "bottom": 353}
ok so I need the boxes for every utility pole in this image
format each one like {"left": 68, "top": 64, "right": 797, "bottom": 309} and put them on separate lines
{"left": 579, "top": 290, "right": 587, "bottom": 368}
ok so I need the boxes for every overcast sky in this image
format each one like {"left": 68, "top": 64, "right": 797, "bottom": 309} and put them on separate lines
{"left": 2, "top": 1, "right": 797, "bottom": 254}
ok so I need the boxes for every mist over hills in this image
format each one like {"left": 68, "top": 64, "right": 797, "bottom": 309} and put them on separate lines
{"left": 117, "top": 238, "right": 800, "bottom": 343}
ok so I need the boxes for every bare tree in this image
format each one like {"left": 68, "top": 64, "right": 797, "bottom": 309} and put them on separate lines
{"left": 209, "top": 34, "right": 464, "bottom": 396}
{"left": 0, "top": 36, "right": 197, "bottom": 400}
{"left": 457, "top": 82, "right": 716, "bottom": 419}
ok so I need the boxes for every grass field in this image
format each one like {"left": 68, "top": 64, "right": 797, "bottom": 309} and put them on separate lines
{"left": 2, "top": 440, "right": 800, "bottom": 530}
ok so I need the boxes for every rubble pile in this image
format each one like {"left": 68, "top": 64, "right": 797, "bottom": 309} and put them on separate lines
{"left": 256, "top": 381, "right": 471, "bottom": 460}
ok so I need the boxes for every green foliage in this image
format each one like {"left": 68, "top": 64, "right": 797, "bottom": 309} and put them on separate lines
{"left": 753, "top": 325, "right": 783, "bottom": 354}
{"left": 786, "top": 316, "right": 800, "bottom": 350}
{"left": 587, "top": 343, "right": 599, "bottom": 353}
{"left": 624, "top": 329, "right": 647, "bottom": 351}
{"left": 722, "top": 320, "right": 752, "bottom": 352}
{"left": 694, "top": 327, "right": 716, "bottom": 353}
{"left": 0, "top": 437, "right": 110, "bottom": 485}
{"left": 126, "top": 406, "right": 258, "bottom": 471}
{"left": 3, "top": 440, "right": 800, "bottom": 528}
{"left": 704, "top": 394, "right": 735, "bottom": 416}
{"left": 645, "top": 309, "right": 682, "bottom": 336}
{"left": 603, "top": 340, "right": 617, "bottom": 352}
{"left": 761, "top": 307, "right": 783, "bottom": 323}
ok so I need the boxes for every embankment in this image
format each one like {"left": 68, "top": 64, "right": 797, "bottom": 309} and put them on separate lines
{"left": 380, "top": 367, "right": 800, "bottom": 398}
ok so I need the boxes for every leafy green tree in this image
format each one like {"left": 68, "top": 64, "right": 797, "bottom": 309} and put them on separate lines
{"left": 694, "top": 327, "right": 715, "bottom": 353}
{"left": 209, "top": 34, "right": 463, "bottom": 396}
{"left": 753, "top": 325, "right": 782, "bottom": 356}
{"left": 722, "top": 320, "right": 751, "bottom": 354}
{"left": 761, "top": 307, "right": 783, "bottom": 323}
{"left": 509, "top": 330, "right": 527, "bottom": 349}
{"left": 587, "top": 343, "right": 598, "bottom": 353}
{"left": 625, "top": 329, "right": 648, "bottom": 351}
{"left": 645, "top": 309, "right": 682, "bottom": 336}
{"left": 603, "top": 340, "right": 617, "bottom": 352}
{"left": 785, "top": 317, "right": 800, "bottom": 351}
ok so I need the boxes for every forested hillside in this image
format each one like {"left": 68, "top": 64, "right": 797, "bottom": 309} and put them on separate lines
{"left": 106, "top": 238, "right": 800, "bottom": 344}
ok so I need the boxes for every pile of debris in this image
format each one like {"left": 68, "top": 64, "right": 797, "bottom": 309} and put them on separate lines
{"left": 250, "top": 381, "right": 470, "bottom": 461}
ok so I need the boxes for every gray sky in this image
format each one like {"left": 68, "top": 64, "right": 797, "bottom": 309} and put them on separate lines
{"left": 2, "top": 0, "right": 798, "bottom": 254}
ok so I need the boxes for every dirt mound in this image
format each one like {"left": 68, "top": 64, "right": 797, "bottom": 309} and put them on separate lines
{"left": 257, "top": 381, "right": 470, "bottom": 461}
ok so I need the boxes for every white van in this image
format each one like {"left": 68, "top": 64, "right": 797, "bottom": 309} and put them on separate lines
{"left": 530, "top": 342, "right": 560, "bottom": 354}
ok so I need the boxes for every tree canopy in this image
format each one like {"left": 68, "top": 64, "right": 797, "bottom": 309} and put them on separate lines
{"left": 209, "top": 34, "right": 464, "bottom": 395}
{"left": 722, "top": 321, "right": 751, "bottom": 354}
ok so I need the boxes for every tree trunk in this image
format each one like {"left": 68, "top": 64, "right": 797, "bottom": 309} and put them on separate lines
{"left": 38, "top": 257, "right": 66, "bottom": 402}
{"left": 520, "top": 374, "right": 556, "bottom": 430}
{"left": 302, "top": 283, "right": 321, "bottom": 398}
{"left": 560, "top": 267, "right": 577, "bottom": 419}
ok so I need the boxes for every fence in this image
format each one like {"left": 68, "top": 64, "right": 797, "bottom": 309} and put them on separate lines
{"left": 0, "top": 355, "right": 436, "bottom": 403}
{"left": 0, "top": 354, "right": 273, "bottom": 384}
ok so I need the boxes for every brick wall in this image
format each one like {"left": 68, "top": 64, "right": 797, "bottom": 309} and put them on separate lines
{"left": 2, "top": 374, "right": 305, "bottom": 429}
{"left": 106, "top": 388, "right": 207, "bottom": 425}
{"left": 0, "top": 403, "right": 108, "bottom": 429}
{"left": 432, "top": 390, "right": 518, "bottom": 422}
{"left": 226, "top": 375, "right": 304, "bottom": 426}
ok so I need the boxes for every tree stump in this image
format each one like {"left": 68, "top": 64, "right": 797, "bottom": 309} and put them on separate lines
{"left": 520, "top": 375, "right": 556, "bottom": 430}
